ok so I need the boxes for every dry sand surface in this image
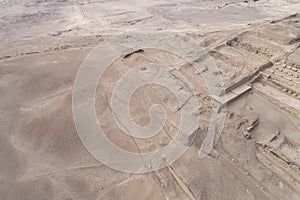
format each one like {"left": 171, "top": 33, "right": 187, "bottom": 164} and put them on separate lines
{"left": 1, "top": 0, "right": 300, "bottom": 200}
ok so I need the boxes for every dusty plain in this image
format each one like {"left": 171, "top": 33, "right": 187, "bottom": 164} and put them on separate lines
{"left": 1, "top": 0, "right": 300, "bottom": 200}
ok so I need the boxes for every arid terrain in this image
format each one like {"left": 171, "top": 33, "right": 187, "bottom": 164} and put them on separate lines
{"left": 1, "top": 0, "right": 300, "bottom": 200}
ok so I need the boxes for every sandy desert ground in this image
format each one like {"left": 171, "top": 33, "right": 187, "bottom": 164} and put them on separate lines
{"left": 1, "top": 0, "right": 300, "bottom": 200}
